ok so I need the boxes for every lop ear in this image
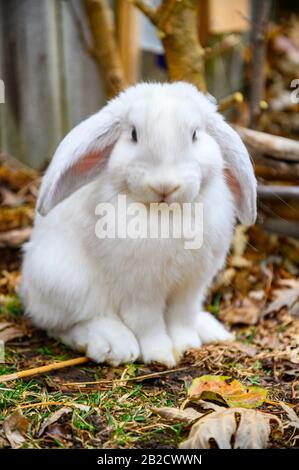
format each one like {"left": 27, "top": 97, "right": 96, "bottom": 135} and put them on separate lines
{"left": 37, "top": 108, "right": 120, "bottom": 216}
{"left": 207, "top": 114, "right": 257, "bottom": 226}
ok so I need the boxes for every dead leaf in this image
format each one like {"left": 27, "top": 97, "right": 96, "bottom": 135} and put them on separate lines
{"left": 151, "top": 407, "right": 202, "bottom": 424}
{"left": 179, "top": 408, "right": 282, "bottom": 449}
{"left": 249, "top": 290, "right": 265, "bottom": 301}
{"left": 214, "top": 268, "right": 236, "bottom": 289}
{"left": 46, "top": 423, "right": 73, "bottom": 446}
{"left": 3, "top": 412, "right": 30, "bottom": 448}
{"left": 0, "top": 206, "right": 34, "bottom": 231}
{"left": 188, "top": 375, "right": 267, "bottom": 408}
{"left": 221, "top": 298, "right": 261, "bottom": 325}
{"left": 0, "top": 321, "right": 27, "bottom": 342}
{"left": 263, "top": 279, "right": 299, "bottom": 316}
{"left": 0, "top": 227, "right": 32, "bottom": 248}
{"left": 0, "top": 270, "right": 21, "bottom": 293}
{"left": 229, "top": 255, "right": 252, "bottom": 269}
{"left": 0, "top": 187, "right": 25, "bottom": 207}
{"left": 37, "top": 407, "right": 72, "bottom": 437}
{"left": 232, "top": 225, "right": 249, "bottom": 257}
{"left": 279, "top": 402, "right": 299, "bottom": 430}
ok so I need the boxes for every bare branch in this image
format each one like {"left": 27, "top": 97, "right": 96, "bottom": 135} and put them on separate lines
{"left": 83, "top": 0, "right": 127, "bottom": 98}
{"left": 129, "top": 0, "right": 158, "bottom": 25}
{"left": 131, "top": 0, "right": 206, "bottom": 91}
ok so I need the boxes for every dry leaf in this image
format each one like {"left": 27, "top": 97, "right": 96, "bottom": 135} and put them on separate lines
{"left": 0, "top": 227, "right": 32, "bottom": 248}
{"left": 229, "top": 255, "right": 252, "bottom": 269}
{"left": 179, "top": 408, "right": 282, "bottom": 449}
{"left": 0, "top": 187, "right": 25, "bottom": 207}
{"left": 37, "top": 407, "right": 72, "bottom": 437}
{"left": 3, "top": 412, "right": 30, "bottom": 448}
{"left": 279, "top": 402, "right": 299, "bottom": 430}
{"left": 214, "top": 268, "right": 236, "bottom": 289}
{"left": 188, "top": 375, "right": 267, "bottom": 408}
{"left": 232, "top": 225, "right": 249, "bottom": 257}
{"left": 264, "top": 279, "right": 299, "bottom": 316}
{"left": 0, "top": 321, "right": 27, "bottom": 343}
{"left": 152, "top": 407, "right": 202, "bottom": 423}
{"left": 222, "top": 298, "right": 261, "bottom": 325}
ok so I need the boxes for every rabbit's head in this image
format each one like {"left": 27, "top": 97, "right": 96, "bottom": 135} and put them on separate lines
{"left": 38, "top": 82, "right": 256, "bottom": 225}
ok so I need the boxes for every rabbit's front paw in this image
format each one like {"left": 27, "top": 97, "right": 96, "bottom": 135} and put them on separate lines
{"left": 139, "top": 334, "right": 176, "bottom": 368}
{"left": 168, "top": 325, "right": 202, "bottom": 361}
{"left": 197, "top": 311, "right": 235, "bottom": 344}
{"left": 59, "top": 318, "right": 140, "bottom": 366}
{"left": 87, "top": 319, "right": 140, "bottom": 366}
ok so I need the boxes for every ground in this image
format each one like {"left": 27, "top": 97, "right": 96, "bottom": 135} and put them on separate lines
{"left": 0, "top": 157, "right": 298, "bottom": 449}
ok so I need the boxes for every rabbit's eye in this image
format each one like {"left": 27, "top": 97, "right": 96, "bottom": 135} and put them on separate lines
{"left": 131, "top": 127, "right": 138, "bottom": 143}
{"left": 192, "top": 130, "right": 197, "bottom": 142}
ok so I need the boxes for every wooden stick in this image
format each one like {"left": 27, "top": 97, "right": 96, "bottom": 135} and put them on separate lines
{"left": 218, "top": 92, "right": 243, "bottom": 112}
{"left": 258, "top": 184, "right": 299, "bottom": 201}
{"left": 0, "top": 356, "right": 89, "bottom": 383}
{"left": 83, "top": 0, "right": 127, "bottom": 98}
{"left": 235, "top": 125, "right": 299, "bottom": 162}
{"left": 62, "top": 365, "right": 197, "bottom": 387}
{"left": 254, "top": 153, "right": 299, "bottom": 181}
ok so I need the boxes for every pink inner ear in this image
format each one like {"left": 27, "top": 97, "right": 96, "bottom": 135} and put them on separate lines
{"left": 70, "top": 143, "right": 114, "bottom": 177}
{"left": 71, "top": 148, "right": 108, "bottom": 176}
{"left": 224, "top": 168, "right": 242, "bottom": 207}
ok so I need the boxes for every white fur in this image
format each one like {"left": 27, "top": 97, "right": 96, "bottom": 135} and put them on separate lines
{"left": 21, "top": 82, "right": 256, "bottom": 366}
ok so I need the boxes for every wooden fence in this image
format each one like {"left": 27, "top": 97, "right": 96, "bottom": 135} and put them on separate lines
{"left": 0, "top": 0, "right": 104, "bottom": 169}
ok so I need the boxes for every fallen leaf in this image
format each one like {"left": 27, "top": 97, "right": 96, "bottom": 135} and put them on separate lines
{"left": 248, "top": 290, "right": 265, "bottom": 301}
{"left": 264, "top": 279, "right": 299, "bottom": 316}
{"left": 0, "top": 270, "right": 21, "bottom": 293}
{"left": 0, "top": 227, "right": 32, "bottom": 248}
{"left": 214, "top": 268, "right": 236, "bottom": 289}
{"left": 46, "top": 423, "right": 73, "bottom": 446}
{"left": 37, "top": 407, "right": 72, "bottom": 437}
{"left": 229, "top": 255, "right": 252, "bottom": 268}
{"left": 232, "top": 225, "right": 249, "bottom": 257}
{"left": 151, "top": 407, "right": 202, "bottom": 424}
{"left": 0, "top": 321, "right": 27, "bottom": 342}
{"left": 0, "top": 187, "right": 25, "bottom": 207}
{"left": 3, "top": 412, "right": 30, "bottom": 448}
{"left": 279, "top": 402, "right": 299, "bottom": 430}
{"left": 179, "top": 408, "right": 282, "bottom": 449}
{"left": 188, "top": 375, "right": 267, "bottom": 409}
{"left": 221, "top": 299, "right": 261, "bottom": 325}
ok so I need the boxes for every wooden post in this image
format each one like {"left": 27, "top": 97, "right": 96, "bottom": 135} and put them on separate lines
{"left": 116, "top": 0, "right": 140, "bottom": 84}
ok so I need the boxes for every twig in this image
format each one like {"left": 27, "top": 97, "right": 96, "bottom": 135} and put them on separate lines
{"left": 258, "top": 185, "right": 299, "bottom": 202}
{"left": 0, "top": 357, "right": 89, "bottom": 383}
{"left": 218, "top": 92, "right": 243, "bottom": 112}
{"left": 155, "top": 0, "right": 177, "bottom": 31}
{"left": 62, "top": 365, "right": 197, "bottom": 387}
{"left": 129, "top": 0, "right": 158, "bottom": 25}
{"left": 83, "top": 0, "right": 127, "bottom": 98}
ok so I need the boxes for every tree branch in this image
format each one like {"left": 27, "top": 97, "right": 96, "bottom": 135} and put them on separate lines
{"left": 131, "top": 0, "right": 206, "bottom": 91}
{"left": 234, "top": 125, "right": 299, "bottom": 162}
{"left": 129, "top": 0, "right": 158, "bottom": 25}
{"left": 83, "top": 0, "right": 127, "bottom": 98}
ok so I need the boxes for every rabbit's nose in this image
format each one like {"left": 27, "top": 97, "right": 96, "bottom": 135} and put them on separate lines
{"left": 148, "top": 183, "right": 181, "bottom": 199}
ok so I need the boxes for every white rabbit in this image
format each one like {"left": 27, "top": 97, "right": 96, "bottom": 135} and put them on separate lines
{"left": 21, "top": 82, "right": 256, "bottom": 367}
